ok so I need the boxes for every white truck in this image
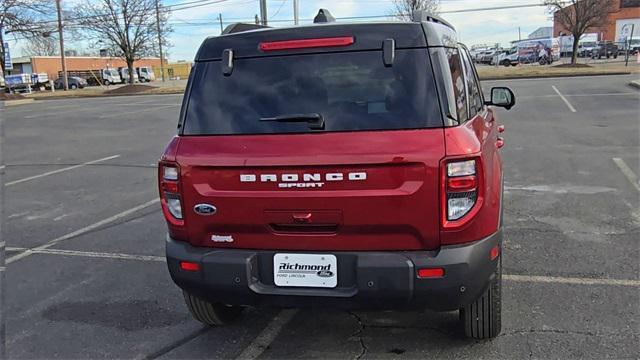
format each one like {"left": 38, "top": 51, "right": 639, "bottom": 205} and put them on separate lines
{"left": 4, "top": 73, "right": 50, "bottom": 93}
{"left": 62, "top": 68, "right": 121, "bottom": 86}
{"left": 493, "top": 48, "right": 519, "bottom": 66}
{"left": 136, "top": 66, "right": 156, "bottom": 82}
{"left": 119, "top": 67, "right": 139, "bottom": 84}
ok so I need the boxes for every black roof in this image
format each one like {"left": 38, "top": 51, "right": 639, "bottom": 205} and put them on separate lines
{"left": 195, "top": 19, "right": 458, "bottom": 62}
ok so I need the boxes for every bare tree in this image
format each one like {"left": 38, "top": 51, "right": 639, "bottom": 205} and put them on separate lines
{"left": 22, "top": 34, "right": 57, "bottom": 56}
{"left": 73, "top": 0, "right": 171, "bottom": 84}
{"left": 392, "top": 0, "right": 440, "bottom": 21}
{"left": 545, "top": 0, "right": 613, "bottom": 65}
{"left": 0, "top": 0, "right": 54, "bottom": 74}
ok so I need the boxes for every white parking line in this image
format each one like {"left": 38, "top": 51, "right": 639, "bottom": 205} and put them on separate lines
{"left": 612, "top": 158, "right": 640, "bottom": 192}
{"left": 520, "top": 93, "right": 639, "bottom": 99}
{"left": 7, "top": 243, "right": 640, "bottom": 288}
{"left": 5, "top": 198, "right": 159, "bottom": 264}
{"left": 98, "top": 105, "right": 177, "bottom": 119}
{"left": 552, "top": 85, "right": 577, "bottom": 112}
{"left": 4, "top": 155, "right": 120, "bottom": 186}
{"left": 236, "top": 309, "right": 299, "bottom": 360}
{"left": 504, "top": 274, "right": 640, "bottom": 287}
{"left": 30, "top": 248, "right": 165, "bottom": 262}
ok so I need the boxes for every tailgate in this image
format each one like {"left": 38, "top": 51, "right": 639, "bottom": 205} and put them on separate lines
{"left": 176, "top": 129, "right": 445, "bottom": 251}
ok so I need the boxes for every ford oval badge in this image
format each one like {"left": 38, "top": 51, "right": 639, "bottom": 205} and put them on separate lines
{"left": 194, "top": 204, "right": 217, "bottom": 216}
{"left": 317, "top": 270, "right": 334, "bottom": 278}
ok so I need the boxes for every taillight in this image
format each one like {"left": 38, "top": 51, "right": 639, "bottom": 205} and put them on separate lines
{"left": 159, "top": 162, "right": 184, "bottom": 226}
{"left": 442, "top": 158, "right": 481, "bottom": 228}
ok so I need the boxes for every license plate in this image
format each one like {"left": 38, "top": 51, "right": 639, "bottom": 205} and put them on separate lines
{"left": 273, "top": 253, "right": 337, "bottom": 288}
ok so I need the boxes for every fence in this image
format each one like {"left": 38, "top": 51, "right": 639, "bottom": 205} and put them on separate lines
{"left": 153, "top": 63, "right": 193, "bottom": 80}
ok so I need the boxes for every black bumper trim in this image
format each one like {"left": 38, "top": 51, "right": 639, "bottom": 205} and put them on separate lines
{"left": 166, "top": 230, "right": 501, "bottom": 311}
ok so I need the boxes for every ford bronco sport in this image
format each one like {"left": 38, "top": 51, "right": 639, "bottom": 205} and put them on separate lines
{"left": 159, "top": 10, "right": 515, "bottom": 339}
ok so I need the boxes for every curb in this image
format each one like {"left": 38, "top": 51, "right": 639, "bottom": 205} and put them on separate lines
{"left": 479, "top": 71, "right": 632, "bottom": 81}
{"left": 2, "top": 98, "right": 35, "bottom": 106}
{"left": 629, "top": 80, "right": 640, "bottom": 89}
{"left": 25, "top": 90, "right": 185, "bottom": 101}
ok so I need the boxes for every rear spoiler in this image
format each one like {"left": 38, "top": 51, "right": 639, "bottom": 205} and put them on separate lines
{"left": 222, "top": 23, "right": 270, "bottom": 35}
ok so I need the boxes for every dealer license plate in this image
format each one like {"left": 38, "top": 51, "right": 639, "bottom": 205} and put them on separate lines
{"left": 273, "top": 253, "right": 337, "bottom": 288}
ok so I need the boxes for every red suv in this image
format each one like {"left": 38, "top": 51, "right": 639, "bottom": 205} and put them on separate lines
{"left": 159, "top": 10, "right": 515, "bottom": 339}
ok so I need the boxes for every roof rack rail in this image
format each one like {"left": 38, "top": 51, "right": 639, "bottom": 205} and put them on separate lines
{"left": 411, "top": 10, "right": 455, "bottom": 30}
{"left": 221, "top": 23, "right": 270, "bottom": 35}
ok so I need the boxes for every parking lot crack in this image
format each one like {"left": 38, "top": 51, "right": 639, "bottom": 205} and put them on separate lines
{"left": 347, "top": 311, "right": 368, "bottom": 360}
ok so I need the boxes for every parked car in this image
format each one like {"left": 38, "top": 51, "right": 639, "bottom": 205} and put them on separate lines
{"left": 159, "top": 9, "right": 516, "bottom": 340}
{"left": 479, "top": 49, "right": 498, "bottom": 64}
{"left": 591, "top": 41, "right": 619, "bottom": 59}
{"left": 54, "top": 76, "right": 87, "bottom": 90}
{"left": 578, "top": 41, "right": 597, "bottom": 57}
{"left": 61, "top": 69, "right": 121, "bottom": 86}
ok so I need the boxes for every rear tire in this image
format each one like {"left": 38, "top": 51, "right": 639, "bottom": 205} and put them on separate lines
{"left": 461, "top": 258, "right": 502, "bottom": 339}
{"left": 183, "top": 291, "right": 243, "bottom": 326}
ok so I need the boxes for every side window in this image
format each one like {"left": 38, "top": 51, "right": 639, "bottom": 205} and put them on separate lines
{"left": 460, "top": 47, "right": 484, "bottom": 117}
{"left": 445, "top": 48, "right": 468, "bottom": 122}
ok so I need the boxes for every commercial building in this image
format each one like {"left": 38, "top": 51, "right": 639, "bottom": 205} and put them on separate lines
{"left": 528, "top": 27, "right": 553, "bottom": 40}
{"left": 8, "top": 56, "right": 163, "bottom": 80}
{"left": 553, "top": 0, "right": 640, "bottom": 42}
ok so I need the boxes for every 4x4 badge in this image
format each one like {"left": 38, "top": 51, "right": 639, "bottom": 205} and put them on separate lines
{"left": 194, "top": 204, "right": 217, "bottom": 216}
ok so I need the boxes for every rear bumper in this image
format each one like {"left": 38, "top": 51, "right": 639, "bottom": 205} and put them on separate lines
{"left": 166, "top": 230, "right": 501, "bottom": 311}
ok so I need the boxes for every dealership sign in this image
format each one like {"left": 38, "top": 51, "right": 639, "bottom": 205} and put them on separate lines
{"left": 3, "top": 42, "right": 11, "bottom": 70}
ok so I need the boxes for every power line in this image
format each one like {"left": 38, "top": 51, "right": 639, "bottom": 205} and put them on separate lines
{"left": 6, "top": 2, "right": 547, "bottom": 41}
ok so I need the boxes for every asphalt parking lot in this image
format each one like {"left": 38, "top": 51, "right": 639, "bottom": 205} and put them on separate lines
{"left": 1, "top": 74, "right": 639, "bottom": 359}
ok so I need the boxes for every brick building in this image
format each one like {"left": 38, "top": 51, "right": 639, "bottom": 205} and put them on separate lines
{"left": 553, "top": 0, "right": 640, "bottom": 42}
{"left": 9, "top": 56, "right": 163, "bottom": 80}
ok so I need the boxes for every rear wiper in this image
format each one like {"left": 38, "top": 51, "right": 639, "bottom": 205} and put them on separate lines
{"left": 260, "top": 113, "right": 325, "bottom": 130}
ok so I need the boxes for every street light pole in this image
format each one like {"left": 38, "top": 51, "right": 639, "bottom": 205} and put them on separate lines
{"left": 259, "top": 0, "right": 268, "bottom": 26}
{"left": 55, "top": 0, "right": 68, "bottom": 91}
{"left": 293, "top": 0, "right": 299, "bottom": 25}
{"left": 155, "top": 0, "right": 166, "bottom": 82}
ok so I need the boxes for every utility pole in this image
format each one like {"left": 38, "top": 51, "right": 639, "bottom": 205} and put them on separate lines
{"left": 625, "top": 24, "right": 635, "bottom": 67}
{"left": 518, "top": 27, "right": 521, "bottom": 41}
{"left": 293, "top": 0, "right": 299, "bottom": 25}
{"left": 259, "top": 0, "right": 268, "bottom": 26}
{"left": 218, "top": 13, "right": 223, "bottom": 33}
{"left": 155, "top": 0, "right": 165, "bottom": 82}
{"left": 0, "top": 96, "right": 6, "bottom": 360}
{"left": 56, "top": 0, "right": 68, "bottom": 91}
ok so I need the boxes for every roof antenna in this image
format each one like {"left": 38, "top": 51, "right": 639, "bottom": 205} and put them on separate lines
{"left": 314, "top": 9, "right": 335, "bottom": 23}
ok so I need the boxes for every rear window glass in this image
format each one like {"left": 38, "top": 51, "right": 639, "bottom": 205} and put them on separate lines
{"left": 182, "top": 49, "right": 442, "bottom": 135}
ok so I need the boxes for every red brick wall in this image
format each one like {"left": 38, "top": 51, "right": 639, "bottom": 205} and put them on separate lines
{"left": 30, "top": 57, "right": 163, "bottom": 80}
{"left": 553, "top": 0, "right": 640, "bottom": 40}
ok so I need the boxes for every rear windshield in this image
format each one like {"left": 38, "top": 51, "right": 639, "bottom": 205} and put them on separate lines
{"left": 182, "top": 49, "right": 442, "bottom": 135}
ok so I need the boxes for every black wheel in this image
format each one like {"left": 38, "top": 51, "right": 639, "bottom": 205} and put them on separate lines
{"left": 104, "top": 80, "right": 110, "bottom": 86}
{"left": 501, "top": 60, "right": 510, "bottom": 67}
{"left": 461, "top": 258, "right": 502, "bottom": 339}
{"left": 70, "top": 84, "right": 78, "bottom": 90}
{"left": 183, "top": 291, "right": 243, "bottom": 326}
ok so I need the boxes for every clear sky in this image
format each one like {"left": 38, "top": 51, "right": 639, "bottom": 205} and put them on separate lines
{"left": 12, "top": 0, "right": 554, "bottom": 61}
